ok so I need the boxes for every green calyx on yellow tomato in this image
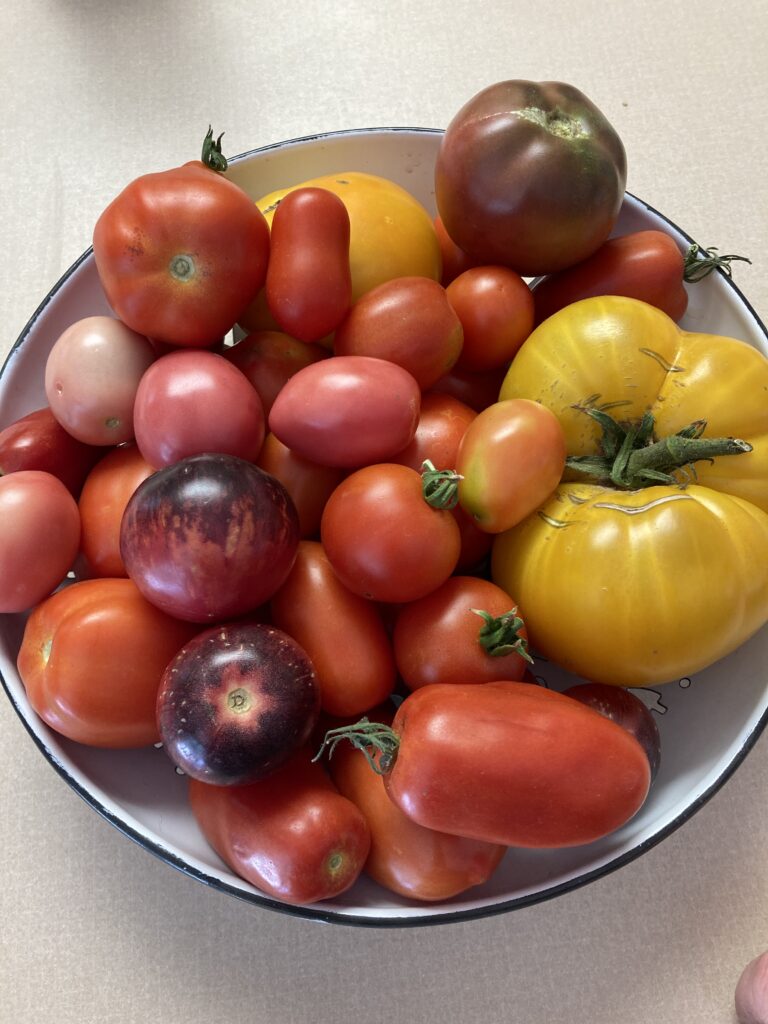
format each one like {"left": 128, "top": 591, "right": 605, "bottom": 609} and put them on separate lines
{"left": 492, "top": 295, "right": 768, "bottom": 688}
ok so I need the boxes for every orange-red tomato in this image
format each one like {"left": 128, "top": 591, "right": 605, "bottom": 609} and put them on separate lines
{"left": 433, "top": 214, "right": 482, "bottom": 286}
{"left": 17, "top": 578, "right": 198, "bottom": 747}
{"left": 393, "top": 576, "right": 530, "bottom": 690}
{"left": 446, "top": 266, "right": 534, "bottom": 371}
{"left": 391, "top": 392, "right": 476, "bottom": 472}
{"left": 78, "top": 444, "right": 155, "bottom": 577}
{"left": 328, "top": 716, "right": 506, "bottom": 901}
{"left": 222, "top": 331, "right": 328, "bottom": 416}
{"left": 270, "top": 541, "right": 396, "bottom": 716}
{"left": 256, "top": 433, "right": 343, "bottom": 539}
{"left": 333, "top": 276, "right": 463, "bottom": 389}
{"left": 188, "top": 750, "right": 370, "bottom": 905}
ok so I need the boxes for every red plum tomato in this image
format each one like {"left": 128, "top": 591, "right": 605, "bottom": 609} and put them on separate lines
{"left": 132, "top": 349, "right": 265, "bottom": 468}
{"left": 333, "top": 276, "right": 463, "bottom": 389}
{"left": 0, "top": 470, "right": 80, "bottom": 613}
{"left": 320, "top": 463, "right": 461, "bottom": 603}
{"left": 446, "top": 266, "right": 535, "bottom": 372}
{"left": 44, "top": 316, "right": 156, "bottom": 446}
{"left": 188, "top": 750, "right": 370, "bottom": 905}
{"left": 17, "top": 578, "right": 198, "bottom": 747}
{"left": 268, "top": 355, "right": 420, "bottom": 469}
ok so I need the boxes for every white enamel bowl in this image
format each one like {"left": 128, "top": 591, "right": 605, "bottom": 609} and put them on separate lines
{"left": 2, "top": 128, "right": 768, "bottom": 927}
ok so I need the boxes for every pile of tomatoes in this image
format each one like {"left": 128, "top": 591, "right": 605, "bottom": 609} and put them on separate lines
{"left": 2, "top": 81, "right": 766, "bottom": 907}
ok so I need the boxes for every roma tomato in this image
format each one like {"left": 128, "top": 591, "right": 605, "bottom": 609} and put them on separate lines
{"left": 333, "top": 277, "right": 463, "bottom": 389}
{"left": 0, "top": 406, "right": 102, "bottom": 497}
{"left": 188, "top": 751, "right": 370, "bottom": 905}
{"left": 92, "top": 130, "right": 270, "bottom": 347}
{"left": 17, "top": 578, "right": 198, "bottom": 747}
{"left": 256, "top": 433, "right": 343, "bottom": 538}
{"left": 391, "top": 392, "right": 476, "bottom": 473}
{"left": 446, "top": 266, "right": 534, "bottom": 372}
{"left": 320, "top": 463, "right": 461, "bottom": 603}
{"left": 269, "top": 356, "right": 420, "bottom": 469}
{"left": 78, "top": 443, "right": 155, "bottom": 577}
{"left": 222, "top": 331, "right": 328, "bottom": 416}
{"left": 393, "top": 576, "right": 531, "bottom": 690}
{"left": 45, "top": 316, "right": 156, "bottom": 445}
{"left": 318, "top": 682, "right": 650, "bottom": 847}
{"left": 457, "top": 399, "right": 566, "bottom": 532}
{"left": 328, "top": 716, "right": 505, "bottom": 902}
{"left": 270, "top": 541, "right": 396, "bottom": 717}
{"left": 120, "top": 453, "right": 299, "bottom": 622}
{"left": 132, "top": 349, "right": 265, "bottom": 468}
{"left": 435, "top": 80, "right": 627, "bottom": 275}
{"left": 0, "top": 471, "right": 80, "bottom": 614}
{"left": 266, "top": 187, "right": 352, "bottom": 343}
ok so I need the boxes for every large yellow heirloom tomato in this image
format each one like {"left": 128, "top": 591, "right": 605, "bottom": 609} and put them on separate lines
{"left": 493, "top": 295, "right": 768, "bottom": 687}
{"left": 255, "top": 171, "right": 441, "bottom": 303}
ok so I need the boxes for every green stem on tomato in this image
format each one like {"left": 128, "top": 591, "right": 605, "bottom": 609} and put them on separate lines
{"left": 312, "top": 718, "right": 399, "bottom": 776}
{"left": 201, "top": 126, "right": 228, "bottom": 172}
{"left": 472, "top": 608, "right": 534, "bottom": 663}
{"left": 421, "top": 459, "right": 463, "bottom": 510}
{"left": 682, "top": 244, "right": 751, "bottom": 282}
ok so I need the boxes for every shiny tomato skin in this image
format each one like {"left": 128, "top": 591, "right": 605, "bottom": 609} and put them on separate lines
{"left": 17, "top": 578, "right": 198, "bottom": 747}
{"left": 457, "top": 399, "right": 567, "bottom": 532}
{"left": 390, "top": 392, "right": 476, "bottom": 473}
{"left": 266, "top": 187, "right": 351, "bottom": 343}
{"left": 430, "top": 364, "right": 508, "bottom": 413}
{"left": 532, "top": 230, "right": 689, "bottom": 325}
{"left": 333, "top": 276, "right": 463, "bottom": 389}
{"left": 120, "top": 453, "right": 299, "bottom": 623}
{"left": 393, "top": 576, "right": 529, "bottom": 690}
{"left": 188, "top": 751, "right": 370, "bottom": 905}
{"left": 0, "top": 407, "right": 102, "bottom": 497}
{"left": 321, "top": 463, "right": 461, "bottom": 603}
{"left": 93, "top": 158, "right": 270, "bottom": 348}
{"left": 385, "top": 682, "right": 650, "bottom": 847}
{"left": 256, "top": 433, "right": 343, "bottom": 538}
{"left": 446, "top": 266, "right": 535, "bottom": 372}
{"left": 0, "top": 470, "right": 81, "bottom": 614}
{"left": 222, "top": 331, "right": 328, "bottom": 416}
{"left": 133, "top": 350, "right": 265, "bottom": 468}
{"left": 269, "top": 356, "right": 421, "bottom": 469}
{"left": 78, "top": 443, "right": 155, "bottom": 577}
{"left": 270, "top": 541, "right": 396, "bottom": 716}
{"left": 329, "top": 725, "right": 505, "bottom": 901}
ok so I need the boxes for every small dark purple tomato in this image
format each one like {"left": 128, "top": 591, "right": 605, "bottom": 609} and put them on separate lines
{"left": 157, "top": 622, "right": 321, "bottom": 785}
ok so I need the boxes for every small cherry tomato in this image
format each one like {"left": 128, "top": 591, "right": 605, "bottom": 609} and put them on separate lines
{"left": 78, "top": 444, "right": 155, "bottom": 577}
{"left": 393, "top": 576, "right": 531, "bottom": 690}
{"left": 17, "top": 578, "right": 198, "bottom": 747}
{"left": 256, "top": 433, "right": 343, "bottom": 538}
{"left": 0, "top": 471, "right": 81, "bottom": 613}
{"left": 132, "top": 349, "right": 265, "bottom": 468}
{"left": 222, "top": 331, "right": 328, "bottom": 416}
{"left": 447, "top": 266, "right": 534, "bottom": 372}
{"left": 269, "top": 355, "right": 420, "bottom": 469}
{"left": 188, "top": 750, "right": 370, "bottom": 905}
{"left": 457, "top": 399, "right": 566, "bottom": 532}
{"left": 270, "top": 541, "right": 396, "bottom": 717}
{"left": 391, "top": 392, "right": 476, "bottom": 472}
{"left": 266, "top": 187, "right": 352, "bottom": 343}
{"left": 333, "top": 276, "right": 463, "bottom": 389}
{"left": 45, "top": 316, "right": 156, "bottom": 445}
{"left": 0, "top": 406, "right": 102, "bottom": 497}
{"left": 320, "top": 463, "right": 461, "bottom": 603}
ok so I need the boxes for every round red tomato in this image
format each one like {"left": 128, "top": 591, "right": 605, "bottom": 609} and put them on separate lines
{"left": 17, "top": 577, "right": 198, "bottom": 747}
{"left": 320, "top": 463, "right": 461, "bottom": 603}
{"left": 0, "top": 407, "right": 102, "bottom": 497}
{"left": 391, "top": 392, "right": 476, "bottom": 472}
{"left": 446, "top": 266, "right": 535, "bottom": 372}
{"left": 393, "top": 576, "right": 531, "bottom": 690}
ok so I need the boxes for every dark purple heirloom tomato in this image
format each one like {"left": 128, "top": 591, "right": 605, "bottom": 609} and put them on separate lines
{"left": 120, "top": 452, "right": 299, "bottom": 623}
{"left": 157, "top": 622, "right": 321, "bottom": 785}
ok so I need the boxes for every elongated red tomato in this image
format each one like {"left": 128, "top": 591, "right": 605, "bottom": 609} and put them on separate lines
{"left": 188, "top": 751, "right": 370, "bottom": 905}
{"left": 320, "top": 682, "right": 650, "bottom": 847}
{"left": 270, "top": 541, "right": 396, "bottom": 716}
{"left": 266, "top": 187, "right": 352, "bottom": 342}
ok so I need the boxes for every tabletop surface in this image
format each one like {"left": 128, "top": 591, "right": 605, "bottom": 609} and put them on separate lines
{"left": 1, "top": 2, "right": 767, "bottom": 1022}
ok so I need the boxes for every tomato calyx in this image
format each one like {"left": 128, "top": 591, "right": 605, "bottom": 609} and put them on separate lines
{"left": 566, "top": 407, "right": 752, "bottom": 489}
{"left": 313, "top": 717, "right": 399, "bottom": 776}
{"left": 201, "top": 125, "right": 228, "bottom": 173}
{"left": 682, "top": 243, "right": 751, "bottom": 283}
{"left": 472, "top": 608, "right": 534, "bottom": 663}
{"left": 421, "top": 459, "right": 462, "bottom": 509}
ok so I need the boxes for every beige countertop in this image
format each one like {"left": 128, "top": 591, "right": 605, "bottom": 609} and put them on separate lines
{"left": 1, "top": 2, "right": 767, "bottom": 1022}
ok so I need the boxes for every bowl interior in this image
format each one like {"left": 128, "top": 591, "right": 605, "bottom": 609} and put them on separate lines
{"left": 2, "top": 127, "right": 768, "bottom": 926}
